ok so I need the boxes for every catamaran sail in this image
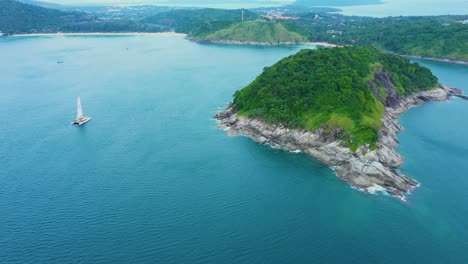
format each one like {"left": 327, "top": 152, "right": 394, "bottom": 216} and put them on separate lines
{"left": 72, "top": 96, "right": 91, "bottom": 125}
{"left": 77, "top": 97, "right": 84, "bottom": 119}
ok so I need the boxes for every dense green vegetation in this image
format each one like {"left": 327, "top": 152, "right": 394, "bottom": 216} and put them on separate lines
{"left": 203, "top": 21, "right": 305, "bottom": 44}
{"left": 146, "top": 8, "right": 467, "bottom": 61}
{"left": 60, "top": 20, "right": 163, "bottom": 33}
{"left": 284, "top": 14, "right": 468, "bottom": 61}
{"left": 0, "top": 0, "right": 87, "bottom": 33}
{"left": 232, "top": 47, "right": 438, "bottom": 150}
{"left": 3, "top": 1, "right": 467, "bottom": 61}
{"left": 0, "top": 0, "right": 163, "bottom": 34}
{"left": 142, "top": 8, "right": 258, "bottom": 37}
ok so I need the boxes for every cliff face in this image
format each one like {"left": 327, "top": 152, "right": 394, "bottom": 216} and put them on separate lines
{"left": 215, "top": 85, "right": 463, "bottom": 200}
{"left": 367, "top": 67, "right": 402, "bottom": 108}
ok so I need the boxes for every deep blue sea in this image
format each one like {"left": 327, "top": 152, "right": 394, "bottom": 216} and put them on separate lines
{"left": 0, "top": 35, "right": 467, "bottom": 264}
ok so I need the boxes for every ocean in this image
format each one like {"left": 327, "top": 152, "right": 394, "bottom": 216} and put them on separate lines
{"left": 338, "top": 0, "right": 468, "bottom": 17}
{"left": 0, "top": 35, "right": 467, "bottom": 263}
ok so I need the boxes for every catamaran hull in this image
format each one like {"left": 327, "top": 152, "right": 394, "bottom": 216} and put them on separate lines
{"left": 71, "top": 117, "right": 91, "bottom": 126}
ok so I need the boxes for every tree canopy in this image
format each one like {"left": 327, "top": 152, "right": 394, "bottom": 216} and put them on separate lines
{"left": 233, "top": 47, "right": 438, "bottom": 150}
{"left": 284, "top": 14, "right": 468, "bottom": 61}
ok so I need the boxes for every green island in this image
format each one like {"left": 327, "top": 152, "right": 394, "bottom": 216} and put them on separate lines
{"left": 216, "top": 46, "right": 463, "bottom": 198}
{"left": 232, "top": 46, "right": 438, "bottom": 150}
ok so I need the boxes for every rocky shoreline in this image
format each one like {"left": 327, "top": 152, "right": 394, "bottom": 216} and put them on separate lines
{"left": 404, "top": 55, "right": 468, "bottom": 66}
{"left": 188, "top": 37, "right": 302, "bottom": 46}
{"left": 189, "top": 37, "right": 341, "bottom": 48}
{"left": 215, "top": 85, "right": 465, "bottom": 200}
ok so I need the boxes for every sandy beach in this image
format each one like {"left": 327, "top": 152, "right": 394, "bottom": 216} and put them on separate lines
{"left": 11, "top": 32, "right": 187, "bottom": 37}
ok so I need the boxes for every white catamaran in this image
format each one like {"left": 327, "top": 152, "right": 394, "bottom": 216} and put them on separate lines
{"left": 72, "top": 97, "right": 91, "bottom": 125}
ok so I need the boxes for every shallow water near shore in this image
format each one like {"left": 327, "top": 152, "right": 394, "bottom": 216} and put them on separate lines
{"left": 0, "top": 35, "right": 467, "bottom": 263}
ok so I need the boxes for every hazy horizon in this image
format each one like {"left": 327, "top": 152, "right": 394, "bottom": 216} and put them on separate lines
{"left": 36, "top": 0, "right": 468, "bottom": 16}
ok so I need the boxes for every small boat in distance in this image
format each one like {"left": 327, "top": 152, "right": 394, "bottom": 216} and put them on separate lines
{"left": 57, "top": 60, "right": 64, "bottom": 64}
{"left": 72, "top": 97, "right": 91, "bottom": 125}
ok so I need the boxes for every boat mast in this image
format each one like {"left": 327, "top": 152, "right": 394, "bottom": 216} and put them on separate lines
{"left": 77, "top": 97, "right": 84, "bottom": 119}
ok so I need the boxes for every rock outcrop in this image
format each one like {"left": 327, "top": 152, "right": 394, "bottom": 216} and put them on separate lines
{"left": 215, "top": 85, "right": 463, "bottom": 200}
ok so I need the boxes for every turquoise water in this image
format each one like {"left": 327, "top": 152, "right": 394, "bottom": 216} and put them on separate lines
{"left": 0, "top": 35, "right": 467, "bottom": 263}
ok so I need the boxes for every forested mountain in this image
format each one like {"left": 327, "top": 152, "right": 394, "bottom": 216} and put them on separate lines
{"left": 17, "top": 0, "right": 65, "bottom": 9}
{"left": 0, "top": 0, "right": 164, "bottom": 34}
{"left": 284, "top": 14, "right": 468, "bottom": 61}
{"left": 232, "top": 47, "right": 438, "bottom": 149}
{"left": 0, "top": 0, "right": 93, "bottom": 34}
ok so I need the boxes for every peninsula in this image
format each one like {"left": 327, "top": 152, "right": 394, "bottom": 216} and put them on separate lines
{"left": 215, "top": 47, "right": 464, "bottom": 200}
{"left": 2, "top": 0, "right": 467, "bottom": 63}
{"left": 190, "top": 21, "right": 306, "bottom": 46}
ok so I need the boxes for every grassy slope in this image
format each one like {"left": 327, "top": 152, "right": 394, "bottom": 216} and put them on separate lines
{"left": 203, "top": 21, "right": 306, "bottom": 44}
{"left": 233, "top": 47, "right": 439, "bottom": 150}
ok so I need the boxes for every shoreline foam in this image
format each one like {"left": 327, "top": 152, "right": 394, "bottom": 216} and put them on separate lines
{"left": 215, "top": 85, "right": 465, "bottom": 201}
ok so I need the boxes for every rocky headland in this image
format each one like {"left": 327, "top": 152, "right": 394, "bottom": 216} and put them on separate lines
{"left": 215, "top": 85, "right": 464, "bottom": 200}
{"left": 187, "top": 37, "right": 301, "bottom": 46}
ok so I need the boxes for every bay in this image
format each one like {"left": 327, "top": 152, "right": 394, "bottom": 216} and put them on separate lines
{"left": 338, "top": 0, "right": 468, "bottom": 17}
{"left": 0, "top": 35, "right": 467, "bottom": 263}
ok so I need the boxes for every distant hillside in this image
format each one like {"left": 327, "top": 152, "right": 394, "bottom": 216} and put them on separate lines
{"left": 201, "top": 21, "right": 306, "bottom": 44}
{"left": 284, "top": 14, "right": 468, "bottom": 62}
{"left": 0, "top": 0, "right": 165, "bottom": 34}
{"left": 0, "top": 0, "right": 93, "bottom": 34}
{"left": 142, "top": 8, "right": 258, "bottom": 37}
{"left": 17, "top": 0, "right": 65, "bottom": 9}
